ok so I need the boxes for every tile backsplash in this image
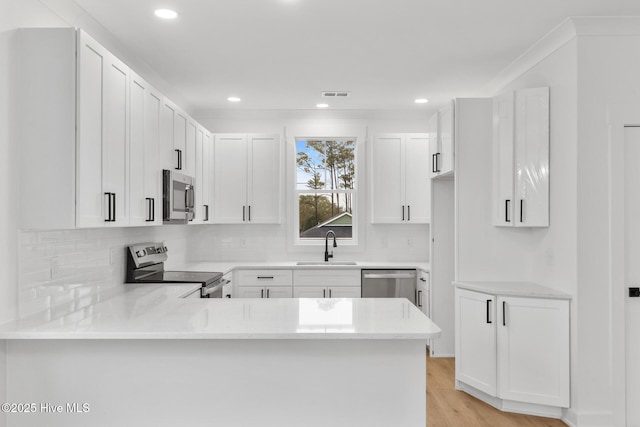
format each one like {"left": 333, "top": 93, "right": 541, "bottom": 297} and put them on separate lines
{"left": 18, "top": 226, "right": 188, "bottom": 319}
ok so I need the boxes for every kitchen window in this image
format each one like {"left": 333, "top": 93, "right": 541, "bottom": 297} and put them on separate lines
{"left": 295, "top": 138, "right": 357, "bottom": 244}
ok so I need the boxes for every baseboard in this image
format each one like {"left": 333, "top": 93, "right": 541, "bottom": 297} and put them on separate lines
{"left": 562, "top": 408, "right": 577, "bottom": 427}
{"left": 565, "top": 409, "right": 613, "bottom": 427}
{"left": 457, "top": 381, "right": 565, "bottom": 419}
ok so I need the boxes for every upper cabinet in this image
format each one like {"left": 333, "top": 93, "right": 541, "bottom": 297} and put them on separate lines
{"left": 18, "top": 28, "right": 210, "bottom": 229}
{"left": 193, "top": 126, "right": 213, "bottom": 224}
{"left": 492, "top": 87, "right": 549, "bottom": 227}
{"left": 429, "top": 101, "right": 455, "bottom": 178}
{"left": 371, "top": 133, "right": 430, "bottom": 223}
{"left": 212, "top": 134, "right": 281, "bottom": 224}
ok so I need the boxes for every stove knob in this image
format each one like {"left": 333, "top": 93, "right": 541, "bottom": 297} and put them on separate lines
{"left": 163, "top": 246, "right": 168, "bottom": 252}
{"left": 136, "top": 250, "right": 146, "bottom": 258}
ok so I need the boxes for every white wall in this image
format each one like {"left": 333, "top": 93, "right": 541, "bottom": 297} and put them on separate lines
{"left": 189, "top": 110, "right": 432, "bottom": 262}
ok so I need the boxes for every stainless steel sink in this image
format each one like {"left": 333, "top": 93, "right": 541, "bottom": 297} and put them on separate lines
{"left": 296, "top": 261, "right": 358, "bottom": 266}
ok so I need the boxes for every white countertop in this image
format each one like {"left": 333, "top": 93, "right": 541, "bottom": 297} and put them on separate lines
{"left": 0, "top": 284, "right": 441, "bottom": 340}
{"left": 175, "top": 261, "right": 430, "bottom": 275}
{"left": 454, "top": 281, "right": 572, "bottom": 299}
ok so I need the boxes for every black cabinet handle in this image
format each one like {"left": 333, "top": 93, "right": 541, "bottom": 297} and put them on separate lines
{"left": 520, "top": 199, "right": 524, "bottom": 223}
{"left": 112, "top": 193, "right": 116, "bottom": 222}
{"left": 175, "top": 149, "right": 182, "bottom": 170}
{"left": 261, "top": 289, "right": 264, "bottom": 298}
{"left": 435, "top": 152, "right": 441, "bottom": 173}
{"left": 323, "top": 289, "right": 326, "bottom": 298}
{"left": 267, "top": 289, "right": 270, "bottom": 298}
{"left": 146, "top": 198, "right": 153, "bottom": 222}
{"left": 486, "top": 300, "right": 492, "bottom": 324}
{"left": 408, "top": 205, "right": 411, "bottom": 221}
{"left": 418, "top": 290, "right": 423, "bottom": 307}
{"left": 329, "top": 289, "right": 332, "bottom": 298}
{"left": 242, "top": 205, "right": 246, "bottom": 221}
{"left": 432, "top": 154, "right": 437, "bottom": 173}
{"left": 105, "top": 192, "right": 112, "bottom": 222}
{"left": 151, "top": 198, "right": 155, "bottom": 221}
{"left": 257, "top": 276, "right": 274, "bottom": 280}
{"left": 203, "top": 204, "right": 209, "bottom": 222}
{"left": 402, "top": 205, "right": 405, "bottom": 221}
{"left": 505, "top": 199, "right": 511, "bottom": 223}
{"left": 502, "top": 301, "right": 506, "bottom": 326}
{"left": 248, "top": 205, "right": 251, "bottom": 221}
{"left": 420, "top": 277, "right": 427, "bottom": 282}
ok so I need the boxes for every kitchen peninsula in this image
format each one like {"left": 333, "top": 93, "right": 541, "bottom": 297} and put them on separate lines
{"left": 0, "top": 284, "right": 440, "bottom": 427}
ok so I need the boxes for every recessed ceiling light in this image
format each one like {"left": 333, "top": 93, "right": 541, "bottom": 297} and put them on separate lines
{"left": 414, "top": 98, "right": 429, "bottom": 104}
{"left": 316, "top": 103, "right": 329, "bottom": 108}
{"left": 227, "top": 97, "right": 241, "bottom": 102}
{"left": 154, "top": 9, "right": 178, "bottom": 19}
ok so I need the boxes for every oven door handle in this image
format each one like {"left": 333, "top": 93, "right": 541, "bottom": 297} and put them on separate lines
{"left": 201, "top": 281, "right": 224, "bottom": 297}
{"left": 362, "top": 273, "right": 417, "bottom": 280}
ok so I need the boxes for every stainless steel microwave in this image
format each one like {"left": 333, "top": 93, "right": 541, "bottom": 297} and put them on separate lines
{"left": 163, "top": 170, "right": 195, "bottom": 224}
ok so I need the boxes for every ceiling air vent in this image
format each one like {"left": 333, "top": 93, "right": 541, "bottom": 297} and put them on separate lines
{"left": 322, "top": 91, "right": 351, "bottom": 98}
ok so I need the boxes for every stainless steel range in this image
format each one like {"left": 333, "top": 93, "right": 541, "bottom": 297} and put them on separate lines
{"left": 126, "top": 242, "right": 224, "bottom": 298}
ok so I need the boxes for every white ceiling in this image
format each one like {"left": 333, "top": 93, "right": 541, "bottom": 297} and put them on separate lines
{"left": 70, "top": 0, "right": 640, "bottom": 113}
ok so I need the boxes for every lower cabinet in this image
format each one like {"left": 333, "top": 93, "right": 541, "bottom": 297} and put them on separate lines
{"left": 293, "top": 270, "right": 361, "bottom": 298}
{"left": 236, "top": 270, "right": 293, "bottom": 298}
{"left": 416, "top": 270, "right": 432, "bottom": 348}
{"left": 455, "top": 287, "right": 570, "bottom": 411}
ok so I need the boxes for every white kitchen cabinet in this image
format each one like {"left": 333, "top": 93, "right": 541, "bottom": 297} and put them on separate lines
{"left": 492, "top": 87, "right": 549, "bottom": 227}
{"left": 293, "top": 269, "right": 361, "bottom": 298}
{"left": 455, "top": 286, "right": 569, "bottom": 412}
{"left": 160, "top": 99, "right": 193, "bottom": 175}
{"left": 129, "top": 72, "right": 162, "bottom": 226}
{"left": 371, "top": 133, "right": 430, "bottom": 223}
{"left": 236, "top": 270, "right": 293, "bottom": 298}
{"left": 455, "top": 288, "right": 497, "bottom": 396}
{"left": 416, "top": 271, "right": 430, "bottom": 318}
{"left": 193, "top": 126, "right": 213, "bottom": 224}
{"left": 213, "top": 134, "right": 281, "bottom": 224}
{"left": 429, "top": 101, "right": 455, "bottom": 178}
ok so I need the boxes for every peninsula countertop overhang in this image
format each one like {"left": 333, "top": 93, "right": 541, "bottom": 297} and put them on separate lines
{"left": 0, "top": 284, "right": 441, "bottom": 340}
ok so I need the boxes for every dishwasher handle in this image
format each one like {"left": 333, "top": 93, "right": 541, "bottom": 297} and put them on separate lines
{"left": 362, "top": 272, "right": 417, "bottom": 280}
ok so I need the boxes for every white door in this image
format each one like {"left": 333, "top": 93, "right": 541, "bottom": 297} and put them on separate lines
{"left": 372, "top": 134, "right": 404, "bottom": 223}
{"left": 293, "top": 286, "right": 326, "bottom": 298}
{"left": 404, "top": 134, "right": 430, "bottom": 223}
{"left": 161, "top": 101, "right": 176, "bottom": 170}
{"left": 624, "top": 126, "right": 640, "bottom": 426}
{"left": 514, "top": 87, "right": 549, "bottom": 227}
{"left": 492, "top": 91, "right": 515, "bottom": 226}
{"left": 497, "top": 296, "right": 569, "bottom": 407}
{"left": 427, "top": 113, "right": 439, "bottom": 179}
{"left": 76, "top": 31, "right": 107, "bottom": 228}
{"left": 213, "top": 135, "right": 248, "bottom": 223}
{"left": 438, "top": 101, "right": 454, "bottom": 175}
{"left": 328, "top": 286, "right": 361, "bottom": 298}
{"left": 455, "top": 288, "right": 497, "bottom": 396}
{"left": 194, "top": 127, "right": 204, "bottom": 223}
{"left": 185, "top": 119, "right": 197, "bottom": 177}
{"left": 174, "top": 112, "right": 187, "bottom": 171}
{"left": 248, "top": 134, "right": 280, "bottom": 223}
{"left": 144, "top": 90, "right": 162, "bottom": 225}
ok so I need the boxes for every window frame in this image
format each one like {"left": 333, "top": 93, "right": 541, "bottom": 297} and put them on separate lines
{"left": 286, "top": 125, "right": 366, "bottom": 252}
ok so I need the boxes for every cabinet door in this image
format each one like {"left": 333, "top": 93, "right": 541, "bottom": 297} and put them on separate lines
{"left": 161, "top": 101, "right": 176, "bottom": 170}
{"left": 427, "top": 113, "right": 439, "bottom": 179}
{"left": 372, "top": 134, "right": 404, "bottom": 223}
{"left": 515, "top": 87, "right": 549, "bottom": 227}
{"left": 185, "top": 119, "right": 197, "bottom": 177}
{"left": 438, "top": 100, "right": 455, "bottom": 175}
{"left": 492, "top": 91, "right": 515, "bottom": 226}
{"left": 76, "top": 31, "right": 107, "bottom": 228}
{"left": 265, "top": 286, "right": 293, "bottom": 298}
{"left": 293, "top": 286, "right": 326, "bottom": 298}
{"left": 247, "top": 134, "right": 281, "bottom": 223}
{"left": 404, "top": 134, "right": 430, "bottom": 223}
{"left": 497, "top": 296, "right": 569, "bottom": 407}
{"left": 455, "top": 288, "right": 497, "bottom": 396}
{"left": 174, "top": 112, "right": 187, "bottom": 171}
{"left": 213, "top": 134, "right": 248, "bottom": 223}
{"left": 417, "top": 272, "right": 430, "bottom": 316}
{"left": 145, "top": 89, "right": 162, "bottom": 225}
{"left": 193, "top": 127, "right": 205, "bottom": 223}
{"left": 103, "top": 54, "right": 130, "bottom": 226}
{"left": 236, "top": 286, "right": 265, "bottom": 298}
{"left": 328, "top": 286, "right": 361, "bottom": 298}
{"left": 202, "top": 131, "right": 212, "bottom": 208}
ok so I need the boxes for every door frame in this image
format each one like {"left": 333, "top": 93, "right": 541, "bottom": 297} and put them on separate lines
{"left": 607, "top": 103, "right": 640, "bottom": 426}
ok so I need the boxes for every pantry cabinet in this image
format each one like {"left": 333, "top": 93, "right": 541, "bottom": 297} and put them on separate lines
{"left": 455, "top": 285, "right": 570, "bottom": 411}
{"left": 213, "top": 134, "right": 281, "bottom": 224}
{"left": 492, "top": 87, "right": 549, "bottom": 227}
{"left": 129, "top": 72, "right": 162, "bottom": 226}
{"left": 429, "top": 101, "right": 455, "bottom": 178}
{"left": 371, "top": 133, "right": 430, "bottom": 223}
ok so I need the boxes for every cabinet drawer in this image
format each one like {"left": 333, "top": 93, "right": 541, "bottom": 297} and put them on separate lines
{"left": 293, "top": 269, "right": 361, "bottom": 287}
{"left": 237, "top": 270, "right": 292, "bottom": 287}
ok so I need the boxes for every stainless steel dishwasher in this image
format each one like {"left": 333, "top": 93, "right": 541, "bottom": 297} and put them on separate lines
{"left": 361, "top": 269, "right": 417, "bottom": 305}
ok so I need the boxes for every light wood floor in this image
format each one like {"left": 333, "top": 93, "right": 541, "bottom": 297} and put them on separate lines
{"left": 426, "top": 354, "right": 567, "bottom": 427}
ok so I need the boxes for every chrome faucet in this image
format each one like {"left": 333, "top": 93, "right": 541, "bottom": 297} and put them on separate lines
{"left": 324, "top": 230, "right": 337, "bottom": 262}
